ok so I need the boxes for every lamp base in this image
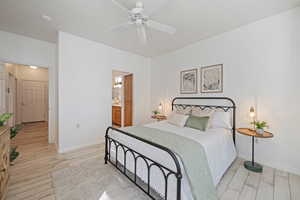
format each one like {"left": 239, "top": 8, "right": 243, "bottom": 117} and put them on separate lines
{"left": 244, "top": 161, "right": 263, "bottom": 173}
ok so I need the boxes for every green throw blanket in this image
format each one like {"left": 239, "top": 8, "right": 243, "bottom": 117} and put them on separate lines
{"left": 121, "top": 126, "right": 218, "bottom": 200}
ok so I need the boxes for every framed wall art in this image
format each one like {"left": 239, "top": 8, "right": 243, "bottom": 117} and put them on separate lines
{"left": 180, "top": 68, "right": 198, "bottom": 94}
{"left": 200, "top": 64, "right": 223, "bottom": 93}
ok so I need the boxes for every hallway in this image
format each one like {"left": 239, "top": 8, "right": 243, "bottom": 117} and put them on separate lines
{"left": 7, "top": 122, "right": 56, "bottom": 200}
{"left": 6, "top": 122, "right": 107, "bottom": 200}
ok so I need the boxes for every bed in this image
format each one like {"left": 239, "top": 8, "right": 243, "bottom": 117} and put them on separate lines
{"left": 105, "top": 97, "right": 237, "bottom": 200}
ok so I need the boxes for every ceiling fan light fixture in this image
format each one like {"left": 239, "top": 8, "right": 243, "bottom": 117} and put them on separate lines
{"left": 135, "top": 18, "right": 143, "bottom": 25}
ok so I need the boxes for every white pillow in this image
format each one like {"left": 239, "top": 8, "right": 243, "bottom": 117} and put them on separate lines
{"left": 210, "top": 111, "right": 232, "bottom": 129}
{"left": 176, "top": 107, "right": 192, "bottom": 115}
{"left": 167, "top": 112, "right": 189, "bottom": 128}
{"left": 191, "top": 108, "right": 214, "bottom": 117}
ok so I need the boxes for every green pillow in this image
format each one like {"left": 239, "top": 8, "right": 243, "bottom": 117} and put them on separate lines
{"left": 185, "top": 115, "right": 210, "bottom": 131}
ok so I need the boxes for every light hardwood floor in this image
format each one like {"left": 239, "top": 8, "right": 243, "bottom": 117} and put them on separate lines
{"left": 6, "top": 122, "right": 300, "bottom": 200}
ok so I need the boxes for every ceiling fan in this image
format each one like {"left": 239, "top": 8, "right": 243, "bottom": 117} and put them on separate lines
{"left": 109, "top": 0, "right": 176, "bottom": 44}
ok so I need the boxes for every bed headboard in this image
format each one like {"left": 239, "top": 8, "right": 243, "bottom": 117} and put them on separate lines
{"left": 171, "top": 97, "right": 236, "bottom": 145}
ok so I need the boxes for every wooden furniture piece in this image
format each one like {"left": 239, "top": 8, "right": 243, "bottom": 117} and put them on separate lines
{"left": 151, "top": 115, "right": 167, "bottom": 121}
{"left": 124, "top": 74, "right": 133, "bottom": 127}
{"left": 237, "top": 128, "right": 273, "bottom": 173}
{"left": 0, "top": 126, "right": 10, "bottom": 200}
{"left": 112, "top": 106, "right": 121, "bottom": 126}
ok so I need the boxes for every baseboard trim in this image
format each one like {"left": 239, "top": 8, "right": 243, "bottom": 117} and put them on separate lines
{"left": 58, "top": 141, "right": 103, "bottom": 154}
{"left": 238, "top": 153, "right": 300, "bottom": 176}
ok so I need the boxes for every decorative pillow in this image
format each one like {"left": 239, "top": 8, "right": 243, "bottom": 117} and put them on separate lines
{"left": 167, "top": 112, "right": 189, "bottom": 127}
{"left": 210, "top": 111, "right": 232, "bottom": 129}
{"left": 191, "top": 107, "right": 214, "bottom": 128}
{"left": 185, "top": 116, "right": 210, "bottom": 131}
{"left": 175, "top": 106, "right": 192, "bottom": 115}
{"left": 191, "top": 107, "right": 214, "bottom": 117}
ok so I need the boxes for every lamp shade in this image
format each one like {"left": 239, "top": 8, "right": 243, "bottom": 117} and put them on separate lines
{"left": 158, "top": 103, "right": 163, "bottom": 111}
{"left": 250, "top": 107, "right": 255, "bottom": 118}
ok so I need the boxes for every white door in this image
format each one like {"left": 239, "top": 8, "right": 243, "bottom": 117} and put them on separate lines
{"left": 22, "top": 81, "right": 46, "bottom": 123}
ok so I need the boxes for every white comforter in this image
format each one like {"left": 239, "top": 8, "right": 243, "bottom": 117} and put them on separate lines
{"left": 109, "top": 121, "right": 236, "bottom": 200}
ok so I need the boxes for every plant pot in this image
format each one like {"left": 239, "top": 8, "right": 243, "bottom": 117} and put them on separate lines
{"left": 256, "top": 128, "right": 264, "bottom": 135}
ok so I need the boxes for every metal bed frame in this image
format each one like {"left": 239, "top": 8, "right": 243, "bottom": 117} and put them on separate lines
{"left": 105, "top": 97, "right": 236, "bottom": 200}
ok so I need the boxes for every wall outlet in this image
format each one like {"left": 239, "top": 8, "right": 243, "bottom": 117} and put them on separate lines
{"left": 76, "top": 123, "right": 80, "bottom": 128}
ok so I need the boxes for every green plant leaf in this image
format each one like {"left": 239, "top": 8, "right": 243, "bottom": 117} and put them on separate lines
{"left": 0, "top": 113, "right": 13, "bottom": 125}
{"left": 10, "top": 146, "right": 20, "bottom": 162}
{"left": 10, "top": 127, "right": 20, "bottom": 139}
{"left": 251, "top": 120, "right": 269, "bottom": 129}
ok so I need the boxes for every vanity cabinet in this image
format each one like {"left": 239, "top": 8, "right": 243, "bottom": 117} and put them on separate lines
{"left": 0, "top": 126, "right": 10, "bottom": 200}
{"left": 112, "top": 106, "right": 121, "bottom": 126}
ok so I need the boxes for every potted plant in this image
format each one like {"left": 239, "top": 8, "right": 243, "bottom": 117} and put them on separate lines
{"left": 0, "top": 113, "right": 21, "bottom": 164}
{"left": 152, "top": 110, "right": 160, "bottom": 116}
{"left": 0, "top": 113, "right": 13, "bottom": 126}
{"left": 251, "top": 121, "right": 269, "bottom": 134}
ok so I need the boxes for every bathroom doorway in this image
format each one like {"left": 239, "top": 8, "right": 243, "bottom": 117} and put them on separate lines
{"left": 112, "top": 70, "right": 133, "bottom": 128}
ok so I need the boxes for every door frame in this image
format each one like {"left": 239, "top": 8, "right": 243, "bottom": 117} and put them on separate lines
{"left": 0, "top": 63, "right": 5, "bottom": 114}
{"left": 7, "top": 73, "right": 17, "bottom": 127}
{"left": 112, "top": 70, "right": 133, "bottom": 127}
{"left": 123, "top": 73, "right": 133, "bottom": 127}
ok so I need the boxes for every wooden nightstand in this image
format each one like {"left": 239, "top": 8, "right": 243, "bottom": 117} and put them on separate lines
{"left": 151, "top": 115, "right": 167, "bottom": 121}
{"left": 237, "top": 128, "right": 274, "bottom": 173}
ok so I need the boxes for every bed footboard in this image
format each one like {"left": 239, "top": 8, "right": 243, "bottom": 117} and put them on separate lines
{"left": 105, "top": 127, "right": 182, "bottom": 200}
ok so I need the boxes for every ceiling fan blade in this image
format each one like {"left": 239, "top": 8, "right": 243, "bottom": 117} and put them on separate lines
{"left": 136, "top": 25, "right": 147, "bottom": 45}
{"left": 147, "top": 20, "right": 176, "bottom": 35}
{"left": 108, "top": 22, "right": 133, "bottom": 32}
{"left": 111, "top": 0, "right": 129, "bottom": 13}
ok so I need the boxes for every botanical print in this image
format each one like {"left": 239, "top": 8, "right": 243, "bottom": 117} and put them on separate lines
{"left": 201, "top": 64, "right": 223, "bottom": 93}
{"left": 180, "top": 68, "right": 198, "bottom": 94}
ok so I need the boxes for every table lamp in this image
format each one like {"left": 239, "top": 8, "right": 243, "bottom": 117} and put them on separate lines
{"left": 250, "top": 106, "right": 255, "bottom": 130}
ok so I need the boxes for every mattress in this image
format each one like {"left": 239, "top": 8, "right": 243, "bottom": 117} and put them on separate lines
{"left": 108, "top": 121, "right": 236, "bottom": 200}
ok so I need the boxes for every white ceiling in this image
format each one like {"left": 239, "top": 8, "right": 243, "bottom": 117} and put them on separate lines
{"left": 0, "top": 0, "right": 299, "bottom": 57}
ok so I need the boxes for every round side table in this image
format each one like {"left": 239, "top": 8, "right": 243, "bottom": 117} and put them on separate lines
{"left": 236, "top": 128, "right": 273, "bottom": 173}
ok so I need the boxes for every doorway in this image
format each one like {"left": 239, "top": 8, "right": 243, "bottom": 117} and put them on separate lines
{"left": 112, "top": 70, "right": 133, "bottom": 128}
{"left": 1, "top": 62, "right": 49, "bottom": 138}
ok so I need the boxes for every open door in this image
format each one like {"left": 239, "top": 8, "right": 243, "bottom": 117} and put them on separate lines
{"left": 123, "top": 74, "right": 133, "bottom": 127}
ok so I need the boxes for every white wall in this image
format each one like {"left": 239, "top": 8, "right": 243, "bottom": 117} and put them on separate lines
{"left": 150, "top": 7, "right": 300, "bottom": 175}
{"left": 0, "top": 30, "right": 57, "bottom": 144}
{"left": 58, "top": 32, "right": 151, "bottom": 153}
